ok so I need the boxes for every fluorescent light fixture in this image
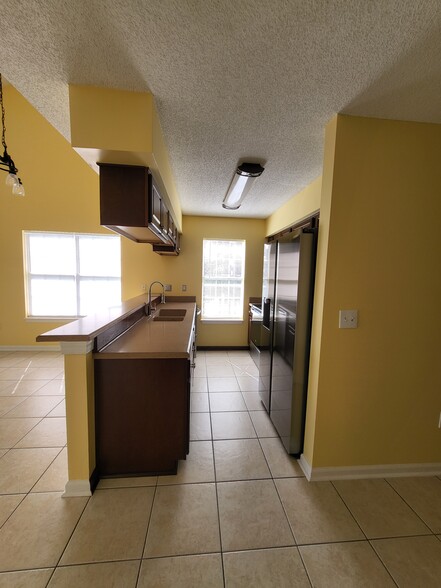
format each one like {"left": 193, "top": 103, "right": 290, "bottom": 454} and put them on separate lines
{"left": 222, "top": 162, "right": 264, "bottom": 210}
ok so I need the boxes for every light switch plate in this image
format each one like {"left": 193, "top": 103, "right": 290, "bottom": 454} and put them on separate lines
{"left": 339, "top": 309, "right": 358, "bottom": 329}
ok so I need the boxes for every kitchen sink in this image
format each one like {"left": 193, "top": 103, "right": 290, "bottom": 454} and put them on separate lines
{"left": 156, "top": 308, "right": 187, "bottom": 317}
{"left": 152, "top": 308, "right": 187, "bottom": 321}
{"left": 153, "top": 316, "right": 185, "bottom": 322}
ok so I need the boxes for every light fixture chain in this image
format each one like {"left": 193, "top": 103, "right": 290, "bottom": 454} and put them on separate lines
{"left": 0, "top": 73, "right": 7, "bottom": 151}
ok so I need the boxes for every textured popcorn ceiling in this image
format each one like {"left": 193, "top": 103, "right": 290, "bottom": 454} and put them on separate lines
{"left": 1, "top": 1, "right": 440, "bottom": 218}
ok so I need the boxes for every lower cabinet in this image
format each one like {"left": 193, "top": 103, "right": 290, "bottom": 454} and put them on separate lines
{"left": 94, "top": 357, "right": 190, "bottom": 477}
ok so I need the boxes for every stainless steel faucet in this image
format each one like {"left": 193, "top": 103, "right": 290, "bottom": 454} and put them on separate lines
{"left": 147, "top": 281, "right": 165, "bottom": 313}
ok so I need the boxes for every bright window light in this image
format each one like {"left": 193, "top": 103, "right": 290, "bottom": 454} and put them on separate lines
{"left": 24, "top": 232, "right": 121, "bottom": 318}
{"left": 202, "top": 239, "right": 246, "bottom": 320}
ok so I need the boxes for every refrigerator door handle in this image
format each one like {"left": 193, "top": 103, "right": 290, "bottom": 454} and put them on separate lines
{"left": 263, "top": 298, "right": 271, "bottom": 329}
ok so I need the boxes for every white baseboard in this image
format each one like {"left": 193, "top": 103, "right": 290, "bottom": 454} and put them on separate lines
{"left": 299, "top": 455, "right": 441, "bottom": 481}
{"left": 299, "top": 454, "right": 312, "bottom": 479}
{"left": 0, "top": 345, "right": 61, "bottom": 352}
{"left": 62, "top": 480, "right": 92, "bottom": 498}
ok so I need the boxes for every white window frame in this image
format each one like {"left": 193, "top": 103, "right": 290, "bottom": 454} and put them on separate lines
{"left": 23, "top": 231, "right": 121, "bottom": 320}
{"left": 201, "top": 239, "right": 246, "bottom": 322}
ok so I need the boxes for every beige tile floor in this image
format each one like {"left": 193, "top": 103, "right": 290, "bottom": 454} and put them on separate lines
{"left": 0, "top": 349, "right": 440, "bottom": 587}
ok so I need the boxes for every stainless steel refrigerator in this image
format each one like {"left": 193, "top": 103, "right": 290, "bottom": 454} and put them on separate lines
{"left": 259, "top": 225, "right": 318, "bottom": 456}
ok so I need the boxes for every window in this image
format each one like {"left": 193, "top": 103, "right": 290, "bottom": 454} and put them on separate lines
{"left": 24, "top": 232, "right": 121, "bottom": 318}
{"left": 202, "top": 239, "right": 246, "bottom": 320}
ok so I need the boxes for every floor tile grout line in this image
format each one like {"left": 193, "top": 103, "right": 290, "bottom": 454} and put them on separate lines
{"left": 366, "top": 539, "right": 400, "bottom": 587}
{"left": 205, "top": 366, "right": 231, "bottom": 586}
{"left": 331, "top": 479, "right": 435, "bottom": 539}
{"left": 3, "top": 416, "right": 45, "bottom": 449}
{"left": 330, "top": 480, "right": 371, "bottom": 541}
{"left": 30, "top": 377, "right": 65, "bottom": 397}
{"left": 134, "top": 483, "right": 159, "bottom": 587}
{"left": 0, "top": 395, "right": 28, "bottom": 417}
{"left": 296, "top": 545, "right": 315, "bottom": 588}
{"left": 242, "top": 391, "right": 277, "bottom": 480}
{"left": 27, "top": 446, "right": 66, "bottom": 494}
{"left": 0, "top": 493, "right": 26, "bottom": 533}
{"left": 141, "top": 550, "right": 223, "bottom": 562}
{"left": 1, "top": 536, "right": 433, "bottom": 578}
{"left": 45, "top": 492, "right": 91, "bottom": 583}
{"left": 256, "top": 434, "right": 276, "bottom": 480}
{"left": 211, "top": 437, "right": 227, "bottom": 586}
{"left": 383, "top": 477, "right": 437, "bottom": 534}
{"left": 1, "top": 395, "right": 65, "bottom": 420}
{"left": 271, "top": 472, "right": 300, "bottom": 547}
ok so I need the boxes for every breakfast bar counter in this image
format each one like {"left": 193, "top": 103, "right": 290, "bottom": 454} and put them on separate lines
{"left": 37, "top": 295, "right": 197, "bottom": 497}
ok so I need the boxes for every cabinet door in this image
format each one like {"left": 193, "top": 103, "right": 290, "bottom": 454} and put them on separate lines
{"left": 149, "top": 176, "right": 173, "bottom": 243}
{"left": 167, "top": 214, "right": 173, "bottom": 241}
{"left": 95, "top": 358, "right": 190, "bottom": 476}
{"left": 161, "top": 202, "right": 169, "bottom": 236}
{"left": 150, "top": 181, "right": 162, "bottom": 233}
{"left": 100, "top": 163, "right": 148, "bottom": 227}
{"left": 99, "top": 163, "right": 169, "bottom": 244}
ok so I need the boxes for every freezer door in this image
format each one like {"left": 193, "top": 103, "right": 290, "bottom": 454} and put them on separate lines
{"left": 270, "top": 236, "right": 300, "bottom": 448}
{"left": 259, "top": 242, "right": 277, "bottom": 412}
{"left": 270, "top": 231, "right": 316, "bottom": 456}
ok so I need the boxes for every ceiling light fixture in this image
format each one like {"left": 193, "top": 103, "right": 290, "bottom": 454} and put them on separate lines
{"left": 222, "top": 162, "right": 264, "bottom": 210}
{"left": 0, "top": 73, "right": 24, "bottom": 196}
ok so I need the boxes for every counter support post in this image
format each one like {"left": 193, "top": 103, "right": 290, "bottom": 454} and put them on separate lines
{"left": 60, "top": 341, "right": 96, "bottom": 497}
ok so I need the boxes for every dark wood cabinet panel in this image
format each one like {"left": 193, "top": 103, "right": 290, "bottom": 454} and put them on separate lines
{"left": 167, "top": 211, "right": 175, "bottom": 244}
{"left": 149, "top": 177, "right": 162, "bottom": 236}
{"left": 152, "top": 231, "right": 181, "bottom": 256}
{"left": 95, "top": 357, "right": 190, "bottom": 477}
{"left": 99, "top": 163, "right": 173, "bottom": 245}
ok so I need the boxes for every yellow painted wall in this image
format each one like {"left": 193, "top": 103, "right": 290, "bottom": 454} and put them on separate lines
{"left": 69, "top": 85, "right": 153, "bottom": 153}
{"left": 265, "top": 176, "right": 322, "bottom": 237}
{"left": 123, "top": 215, "right": 266, "bottom": 346}
{"left": 69, "top": 85, "right": 182, "bottom": 230}
{"left": 64, "top": 352, "right": 96, "bottom": 480}
{"left": 0, "top": 84, "right": 107, "bottom": 346}
{"left": 303, "top": 116, "right": 337, "bottom": 465}
{"left": 151, "top": 102, "right": 181, "bottom": 227}
{"left": 0, "top": 84, "right": 265, "bottom": 347}
{"left": 308, "top": 115, "right": 441, "bottom": 467}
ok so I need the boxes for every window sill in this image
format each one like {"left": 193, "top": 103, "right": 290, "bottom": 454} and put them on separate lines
{"left": 26, "top": 316, "right": 80, "bottom": 322}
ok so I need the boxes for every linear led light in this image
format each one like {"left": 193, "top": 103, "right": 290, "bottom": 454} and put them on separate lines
{"left": 222, "top": 162, "right": 264, "bottom": 210}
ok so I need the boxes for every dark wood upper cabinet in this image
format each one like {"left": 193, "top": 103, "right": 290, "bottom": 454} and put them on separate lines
{"left": 167, "top": 212, "right": 177, "bottom": 244}
{"left": 98, "top": 163, "right": 173, "bottom": 245}
{"left": 152, "top": 231, "right": 181, "bottom": 256}
{"left": 150, "top": 179, "right": 162, "bottom": 235}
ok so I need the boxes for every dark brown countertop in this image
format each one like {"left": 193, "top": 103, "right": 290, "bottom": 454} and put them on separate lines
{"left": 94, "top": 302, "right": 196, "bottom": 359}
{"left": 37, "top": 296, "right": 196, "bottom": 359}
{"left": 37, "top": 294, "right": 148, "bottom": 342}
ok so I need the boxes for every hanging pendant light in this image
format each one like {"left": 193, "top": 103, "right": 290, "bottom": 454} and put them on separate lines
{"left": 0, "top": 73, "right": 24, "bottom": 196}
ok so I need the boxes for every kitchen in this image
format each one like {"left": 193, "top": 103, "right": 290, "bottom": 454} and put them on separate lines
{"left": 0, "top": 87, "right": 439, "bottom": 586}
{"left": 2, "top": 82, "right": 438, "bottom": 478}
{"left": 1, "top": 4, "right": 441, "bottom": 583}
